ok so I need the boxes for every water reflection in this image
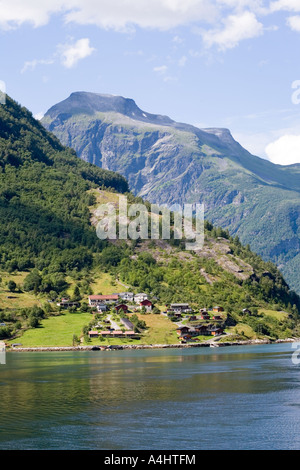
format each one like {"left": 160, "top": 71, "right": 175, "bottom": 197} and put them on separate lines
{"left": 0, "top": 344, "right": 300, "bottom": 449}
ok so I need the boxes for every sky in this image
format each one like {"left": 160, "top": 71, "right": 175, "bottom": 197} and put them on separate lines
{"left": 1, "top": 0, "right": 300, "bottom": 165}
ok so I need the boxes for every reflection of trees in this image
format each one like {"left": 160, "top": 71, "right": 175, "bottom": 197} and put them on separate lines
{"left": 0, "top": 347, "right": 289, "bottom": 447}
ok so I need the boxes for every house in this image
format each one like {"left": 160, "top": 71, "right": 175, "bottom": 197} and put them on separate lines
{"left": 115, "top": 304, "right": 129, "bottom": 313}
{"left": 88, "top": 331, "right": 99, "bottom": 338}
{"left": 188, "top": 327, "right": 200, "bottom": 337}
{"left": 169, "top": 310, "right": 182, "bottom": 319}
{"left": 179, "top": 334, "right": 192, "bottom": 341}
{"left": 99, "top": 330, "right": 111, "bottom": 336}
{"left": 111, "top": 330, "right": 125, "bottom": 337}
{"left": 96, "top": 303, "right": 107, "bottom": 313}
{"left": 213, "top": 306, "right": 224, "bottom": 313}
{"left": 140, "top": 299, "right": 153, "bottom": 312}
{"left": 170, "top": 303, "right": 192, "bottom": 313}
{"left": 176, "top": 326, "right": 190, "bottom": 335}
{"left": 134, "top": 293, "right": 149, "bottom": 303}
{"left": 119, "top": 292, "right": 134, "bottom": 302}
{"left": 57, "top": 300, "right": 80, "bottom": 309}
{"left": 208, "top": 326, "right": 224, "bottom": 336}
{"left": 188, "top": 315, "right": 197, "bottom": 321}
{"left": 99, "top": 330, "right": 112, "bottom": 337}
{"left": 88, "top": 295, "right": 119, "bottom": 306}
{"left": 201, "top": 313, "right": 210, "bottom": 320}
{"left": 195, "top": 325, "right": 210, "bottom": 335}
{"left": 124, "top": 330, "right": 139, "bottom": 338}
{"left": 212, "top": 315, "right": 222, "bottom": 320}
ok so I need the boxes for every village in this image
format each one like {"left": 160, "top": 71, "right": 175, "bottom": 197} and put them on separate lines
{"left": 57, "top": 292, "right": 227, "bottom": 345}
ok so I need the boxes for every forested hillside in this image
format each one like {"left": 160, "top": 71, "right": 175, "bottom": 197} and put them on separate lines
{"left": 0, "top": 96, "right": 128, "bottom": 281}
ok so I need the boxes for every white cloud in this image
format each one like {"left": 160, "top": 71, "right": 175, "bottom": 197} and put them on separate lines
{"left": 0, "top": 0, "right": 287, "bottom": 54}
{"left": 153, "top": 65, "right": 168, "bottom": 75}
{"left": 153, "top": 65, "right": 178, "bottom": 83}
{"left": 216, "top": 0, "right": 268, "bottom": 14}
{"left": 21, "top": 58, "right": 54, "bottom": 74}
{"left": 172, "top": 35, "right": 184, "bottom": 44}
{"left": 202, "top": 11, "right": 264, "bottom": 50}
{"left": 265, "top": 134, "right": 300, "bottom": 165}
{"left": 63, "top": 0, "right": 218, "bottom": 31}
{"left": 21, "top": 38, "right": 95, "bottom": 72}
{"left": 178, "top": 55, "right": 188, "bottom": 67}
{"left": 0, "top": 0, "right": 66, "bottom": 29}
{"left": 286, "top": 15, "right": 300, "bottom": 31}
{"left": 0, "top": 0, "right": 218, "bottom": 31}
{"left": 58, "top": 38, "right": 96, "bottom": 68}
{"left": 270, "top": 0, "right": 300, "bottom": 12}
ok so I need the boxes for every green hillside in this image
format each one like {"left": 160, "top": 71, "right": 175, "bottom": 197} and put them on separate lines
{"left": 0, "top": 95, "right": 128, "bottom": 276}
{"left": 42, "top": 92, "right": 300, "bottom": 294}
{"left": 0, "top": 95, "right": 299, "bottom": 347}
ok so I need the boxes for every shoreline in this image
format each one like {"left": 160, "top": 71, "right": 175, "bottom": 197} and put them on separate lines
{"left": 6, "top": 337, "right": 299, "bottom": 352}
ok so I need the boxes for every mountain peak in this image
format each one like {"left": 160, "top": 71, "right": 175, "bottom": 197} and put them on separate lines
{"left": 44, "top": 91, "right": 176, "bottom": 127}
{"left": 45, "top": 91, "right": 138, "bottom": 118}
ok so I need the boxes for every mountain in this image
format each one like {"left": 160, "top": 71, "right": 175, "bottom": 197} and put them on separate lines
{"left": 0, "top": 94, "right": 299, "bottom": 345}
{"left": 42, "top": 92, "right": 300, "bottom": 294}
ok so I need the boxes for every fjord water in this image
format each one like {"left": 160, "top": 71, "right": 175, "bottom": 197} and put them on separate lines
{"left": 1, "top": 343, "right": 300, "bottom": 450}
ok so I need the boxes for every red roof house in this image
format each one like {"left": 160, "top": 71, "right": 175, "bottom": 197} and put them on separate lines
{"left": 140, "top": 299, "right": 153, "bottom": 311}
{"left": 115, "top": 304, "right": 129, "bottom": 312}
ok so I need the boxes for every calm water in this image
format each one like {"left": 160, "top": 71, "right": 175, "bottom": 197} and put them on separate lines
{"left": 1, "top": 343, "right": 300, "bottom": 450}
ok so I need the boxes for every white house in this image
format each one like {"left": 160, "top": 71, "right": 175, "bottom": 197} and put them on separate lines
{"left": 88, "top": 295, "right": 119, "bottom": 307}
{"left": 134, "top": 293, "right": 149, "bottom": 303}
{"left": 96, "top": 303, "right": 107, "bottom": 312}
{"left": 119, "top": 292, "right": 134, "bottom": 302}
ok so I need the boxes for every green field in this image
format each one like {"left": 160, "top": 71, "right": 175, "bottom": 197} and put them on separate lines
{"left": 7, "top": 311, "right": 93, "bottom": 347}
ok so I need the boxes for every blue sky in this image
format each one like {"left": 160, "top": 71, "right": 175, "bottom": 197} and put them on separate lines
{"left": 1, "top": 0, "right": 300, "bottom": 164}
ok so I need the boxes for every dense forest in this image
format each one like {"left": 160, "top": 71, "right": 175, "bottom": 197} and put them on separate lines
{"left": 0, "top": 96, "right": 128, "bottom": 279}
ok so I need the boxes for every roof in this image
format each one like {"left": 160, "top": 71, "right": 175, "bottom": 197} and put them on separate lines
{"left": 170, "top": 303, "right": 189, "bottom": 307}
{"left": 140, "top": 299, "right": 152, "bottom": 305}
{"left": 89, "top": 295, "right": 119, "bottom": 300}
{"left": 121, "top": 318, "right": 134, "bottom": 329}
{"left": 88, "top": 331, "right": 99, "bottom": 335}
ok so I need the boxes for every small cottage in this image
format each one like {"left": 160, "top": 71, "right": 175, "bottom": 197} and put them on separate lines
{"left": 116, "top": 304, "right": 129, "bottom": 313}
{"left": 88, "top": 331, "right": 99, "bottom": 338}
{"left": 213, "top": 306, "right": 224, "bottom": 313}
{"left": 140, "top": 299, "right": 153, "bottom": 312}
{"left": 176, "top": 326, "right": 190, "bottom": 335}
